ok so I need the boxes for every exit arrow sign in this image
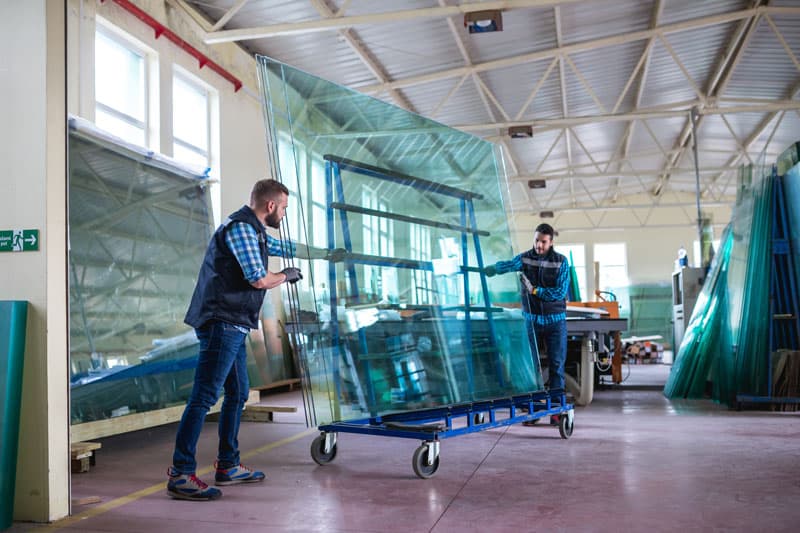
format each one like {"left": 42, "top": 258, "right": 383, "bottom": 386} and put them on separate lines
{"left": 0, "top": 229, "right": 39, "bottom": 252}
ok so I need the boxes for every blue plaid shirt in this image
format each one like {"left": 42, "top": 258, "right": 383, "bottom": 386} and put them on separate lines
{"left": 494, "top": 254, "right": 569, "bottom": 327}
{"left": 224, "top": 222, "right": 267, "bottom": 284}
{"left": 224, "top": 225, "right": 296, "bottom": 284}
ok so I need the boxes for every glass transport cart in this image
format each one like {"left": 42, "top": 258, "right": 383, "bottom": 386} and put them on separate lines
{"left": 257, "top": 56, "right": 574, "bottom": 479}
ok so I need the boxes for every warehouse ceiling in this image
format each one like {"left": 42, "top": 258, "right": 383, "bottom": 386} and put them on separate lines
{"left": 176, "top": 0, "right": 800, "bottom": 231}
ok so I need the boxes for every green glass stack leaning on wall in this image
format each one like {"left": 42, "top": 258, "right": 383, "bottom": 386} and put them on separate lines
{"left": 0, "top": 301, "right": 28, "bottom": 530}
{"left": 665, "top": 144, "right": 800, "bottom": 405}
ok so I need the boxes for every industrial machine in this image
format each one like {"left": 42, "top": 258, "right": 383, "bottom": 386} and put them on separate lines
{"left": 672, "top": 267, "right": 705, "bottom": 348}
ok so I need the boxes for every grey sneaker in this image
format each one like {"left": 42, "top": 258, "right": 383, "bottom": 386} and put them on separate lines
{"left": 167, "top": 467, "right": 222, "bottom": 501}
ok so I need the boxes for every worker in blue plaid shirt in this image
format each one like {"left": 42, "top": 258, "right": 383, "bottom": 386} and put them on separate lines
{"left": 170, "top": 179, "right": 303, "bottom": 501}
{"left": 485, "top": 223, "right": 569, "bottom": 425}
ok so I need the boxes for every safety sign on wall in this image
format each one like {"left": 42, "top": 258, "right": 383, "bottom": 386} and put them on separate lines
{"left": 0, "top": 229, "right": 39, "bottom": 252}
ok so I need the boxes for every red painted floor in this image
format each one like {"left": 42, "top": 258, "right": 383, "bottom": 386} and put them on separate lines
{"left": 14, "top": 366, "right": 800, "bottom": 532}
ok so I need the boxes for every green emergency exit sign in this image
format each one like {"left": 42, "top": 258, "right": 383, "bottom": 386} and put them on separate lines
{"left": 0, "top": 230, "right": 39, "bottom": 252}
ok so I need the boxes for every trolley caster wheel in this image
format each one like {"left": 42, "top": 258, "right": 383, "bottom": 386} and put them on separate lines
{"left": 310, "top": 434, "right": 337, "bottom": 465}
{"left": 473, "top": 412, "right": 485, "bottom": 425}
{"left": 412, "top": 443, "right": 440, "bottom": 479}
{"left": 558, "top": 411, "right": 574, "bottom": 439}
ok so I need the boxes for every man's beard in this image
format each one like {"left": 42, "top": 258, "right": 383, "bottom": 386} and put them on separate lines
{"left": 265, "top": 210, "right": 281, "bottom": 229}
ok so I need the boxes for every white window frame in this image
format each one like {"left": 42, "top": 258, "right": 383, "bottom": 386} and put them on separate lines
{"left": 172, "top": 67, "right": 212, "bottom": 168}
{"left": 94, "top": 19, "right": 159, "bottom": 149}
{"left": 593, "top": 242, "right": 629, "bottom": 293}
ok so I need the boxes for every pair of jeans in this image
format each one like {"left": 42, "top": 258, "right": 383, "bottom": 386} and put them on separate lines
{"left": 172, "top": 320, "right": 249, "bottom": 474}
{"left": 525, "top": 317, "right": 567, "bottom": 391}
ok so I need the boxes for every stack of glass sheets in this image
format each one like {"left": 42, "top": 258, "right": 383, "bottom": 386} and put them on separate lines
{"left": 256, "top": 57, "right": 542, "bottom": 426}
{"left": 0, "top": 301, "right": 27, "bottom": 529}
{"left": 665, "top": 145, "right": 800, "bottom": 404}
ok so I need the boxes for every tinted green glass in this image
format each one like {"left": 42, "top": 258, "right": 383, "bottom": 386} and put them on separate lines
{"left": 0, "top": 301, "right": 27, "bottom": 530}
{"left": 256, "top": 56, "right": 541, "bottom": 425}
{"left": 664, "top": 153, "right": 780, "bottom": 404}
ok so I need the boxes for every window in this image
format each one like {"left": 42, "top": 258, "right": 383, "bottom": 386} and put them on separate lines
{"left": 693, "top": 239, "right": 720, "bottom": 268}
{"left": 362, "top": 188, "right": 395, "bottom": 301}
{"left": 172, "top": 71, "right": 211, "bottom": 169}
{"left": 173, "top": 69, "right": 220, "bottom": 223}
{"left": 410, "top": 225, "right": 432, "bottom": 304}
{"left": 94, "top": 26, "right": 150, "bottom": 146}
{"left": 593, "top": 243, "right": 629, "bottom": 292}
{"left": 559, "top": 243, "right": 586, "bottom": 301}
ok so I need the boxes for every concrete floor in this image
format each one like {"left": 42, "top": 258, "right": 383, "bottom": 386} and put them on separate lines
{"left": 14, "top": 365, "right": 800, "bottom": 532}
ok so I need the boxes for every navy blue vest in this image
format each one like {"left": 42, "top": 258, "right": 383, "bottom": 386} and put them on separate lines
{"left": 184, "top": 205, "right": 268, "bottom": 330}
{"left": 520, "top": 248, "right": 567, "bottom": 316}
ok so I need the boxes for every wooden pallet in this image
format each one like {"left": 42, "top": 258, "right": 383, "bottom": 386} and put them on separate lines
{"left": 251, "top": 378, "right": 301, "bottom": 394}
{"left": 207, "top": 403, "right": 297, "bottom": 423}
{"left": 71, "top": 441, "right": 102, "bottom": 473}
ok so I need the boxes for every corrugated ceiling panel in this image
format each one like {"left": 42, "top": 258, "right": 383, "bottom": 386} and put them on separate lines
{"left": 723, "top": 17, "right": 800, "bottom": 100}
{"left": 328, "top": 0, "right": 437, "bottom": 16}
{"left": 659, "top": 22, "right": 738, "bottom": 96}
{"left": 627, "top": 116, "right": 686, "bottom": 157}
{"left": 247, "top": 32, "right": 374, "bottom": 87}
{"left": 516, "top": 129, "right": 568, "bottom": 170}
{"left": 355, "top": 17, "right": 464, "bottom": 81}
{"left": 566, "top": 41, "right": 649, "bottom": 114}
{"left": 432, "top": 79, "right": 496, "bottom": 126}
{"left": 559, "top": 0, "right": 654, "bottom": 45}
{"left": 640, "top": 39, "right": 699, "bottom": 107}
{"left": 570, "top": 121, "right": 628, "bottom": 160}
{"left": 482, "top": 59, "right": 564, "bottom": 121}
{"left": 659, "top": 0, "right": 750, "bottom": 26}
{"left": 401, "top": 77, "right": 472, "bottom": 119}
{"left": 770, "top": 14, "right": 800, "bottom": 72}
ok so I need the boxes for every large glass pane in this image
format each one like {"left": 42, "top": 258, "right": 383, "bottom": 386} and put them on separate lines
{"left": 256, "top": 56, "right": 541, "bottom": 426}
{"left": 68, "top": 118, "right": 295, "bottom": 428}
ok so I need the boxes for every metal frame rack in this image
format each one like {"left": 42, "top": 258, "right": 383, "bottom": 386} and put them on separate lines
{"left": 737, "top": 168, "right": 800, "bottom": 407}
{"left": 305, "top": 155, "right": 574, "bottom": 478}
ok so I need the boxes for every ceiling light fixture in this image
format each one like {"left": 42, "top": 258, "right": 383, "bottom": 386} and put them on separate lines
{"left": 508, "top": 125, "right": 533, "bottom": 138}
{"left": 464, "top": 10, "right": 503, "bottom": 34}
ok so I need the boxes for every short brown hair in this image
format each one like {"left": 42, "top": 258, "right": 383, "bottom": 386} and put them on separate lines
{"left": 250, "top": 179, "right": 289, "bottom": 206}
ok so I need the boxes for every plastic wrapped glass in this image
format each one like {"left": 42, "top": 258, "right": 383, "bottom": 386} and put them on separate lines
{"left": 626, "top": 284, "right": 672, "bottom": 344}
{"left": 68, "top": 119, "right": 294, "bottom": 425}
{"left": 256, "top": 56, "right": 541, "bottom": 426}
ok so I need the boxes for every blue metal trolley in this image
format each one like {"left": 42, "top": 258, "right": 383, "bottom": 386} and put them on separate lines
{"left": 297, "top": 156, "right": 574, "bottom": 479}
{"left": 310, "top": 389, "right": 574, "bottom": 479}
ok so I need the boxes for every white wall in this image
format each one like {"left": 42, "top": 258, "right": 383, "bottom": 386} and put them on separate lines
{"left": 509, "top": 200, "right": 730, "bottom": 296}
{"left": 0, "top": 0, "right": 273, "bottom": 522}
{"left": 0, "top": 0, "right": 69, "bottom": 522}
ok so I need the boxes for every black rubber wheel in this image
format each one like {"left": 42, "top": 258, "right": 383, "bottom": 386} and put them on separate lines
{"left": 558, "top": 412, "right": 574, "bottom": 439}
{"left": 473, "top": 412, "right": 485, "bottom": 425}
{"left": 310, "top": 435, "right": 337, "bottom": 465}
{"left": 412, "top": 444, "right": 440, "bottom": 479}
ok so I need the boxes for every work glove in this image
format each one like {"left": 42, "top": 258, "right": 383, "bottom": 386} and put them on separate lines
{"left": 325, "top": 248, "right": 348, "bottom": 262}
{"left": 281, "top": 267, "right": 303, "bottom": 284}
{"left": 519, "top": 273, "right": 535, "bottom": 294}
{"left": 484, "top": 265, "right": 497, "bottom": 277}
